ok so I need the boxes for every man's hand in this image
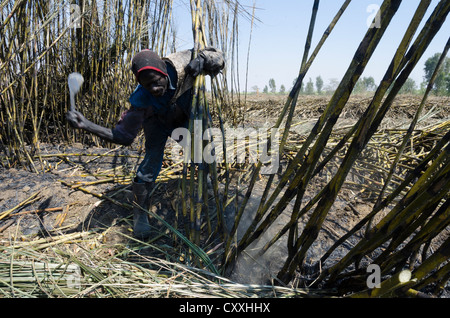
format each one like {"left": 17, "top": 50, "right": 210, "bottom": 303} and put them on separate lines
{"left": 66, "top": 110, "right": 89, "bottom": 130}
{"left": 186, "top": 48, "right": 224, "bottom": 77}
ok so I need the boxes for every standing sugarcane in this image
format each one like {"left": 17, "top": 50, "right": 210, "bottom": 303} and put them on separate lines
{"left": 66, "top": 48, "right": 224, "bottom": 239}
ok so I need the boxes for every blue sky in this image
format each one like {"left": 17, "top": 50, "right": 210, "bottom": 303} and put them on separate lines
{"left": 173, "top": 0, "right": 449, "bottom": 92}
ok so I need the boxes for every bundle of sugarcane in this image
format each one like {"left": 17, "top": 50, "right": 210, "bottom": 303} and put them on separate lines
{"left": 0, "top": 259, "right": 82, "bottom": 297}
{"left": 0, "top": 240, "right": 329, "bottom": 298}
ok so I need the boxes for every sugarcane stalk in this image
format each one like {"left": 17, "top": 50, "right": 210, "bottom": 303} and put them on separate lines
{"left": 59, "top": 179, "right": 132, "bottom": 210}
{"left": 377, "top": 198, "right": 450, "bottom": 274}
{"left": 210, "top": 80, "right": 229, "bottom": 235}
{"left": 13, "top": 206, "right": 65, "bottom": 217}
{"left": 0, "top": 191, "right": 41, "bottom": 221}
{"left": 239, "top": 0, "right": 403, "bottom": 279}
{"left": 411, "top": 236, "right": 450, "bottom": 283}
{"left": 413, "top": 262, "right": 450, "bottom": 295}
{"left": 277, "top": 0, "right": 450, "bottom": 284}
{"left": 367, "top": 34, "right": 450, "bottom": 233}
{"left": 56, "top": 249, "right": 125, "bottom": 297}
{"left": 317, "top": 0, "right": 449, "bottom": 280}
{"left": 322, "top": 0, "right": 432, "bottom": 175}
{"left": 9, "top": 231, "right": 95, "bottom": 250}
{"left": 319, "top": 157, "right": 450, "bottom": 285}
{"left": 272, "top": 0, "right": 320, "bottom": 254}
{"left": 375, "top": 193, "right": 447, "bottom": 269}
{"left": 319, "top": 129, "right": 450, "bottom": 267}
{"left": 0, "top": 260, "right": 83, "bottom": 296}
{"left": 189, "top": 0, "right": 204, "bottom": 244}
{"left": 134, "top": 201, "right": 219, "bottom": 275}
{"left": 400, "top": 288, "right": 435, "bottom": 298}
{"left": 224, "top": 0, "right": 352, "bottom": 268}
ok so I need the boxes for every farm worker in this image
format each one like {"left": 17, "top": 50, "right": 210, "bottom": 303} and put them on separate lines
{"left": 66, "top": 48, "right": 225, "bottom": 239}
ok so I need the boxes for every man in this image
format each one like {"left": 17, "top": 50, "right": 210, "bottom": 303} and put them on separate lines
{"left": 66, "top": 47, "right": 224, "bottom": 239}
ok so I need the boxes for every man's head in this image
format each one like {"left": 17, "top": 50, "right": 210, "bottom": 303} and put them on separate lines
{"left": 131, "top": 50, "right": 169, "bottom": 97}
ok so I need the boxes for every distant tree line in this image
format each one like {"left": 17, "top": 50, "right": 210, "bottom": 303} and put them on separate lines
{"left": 252, "top": 54, "right": 450, "bottom": 96}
